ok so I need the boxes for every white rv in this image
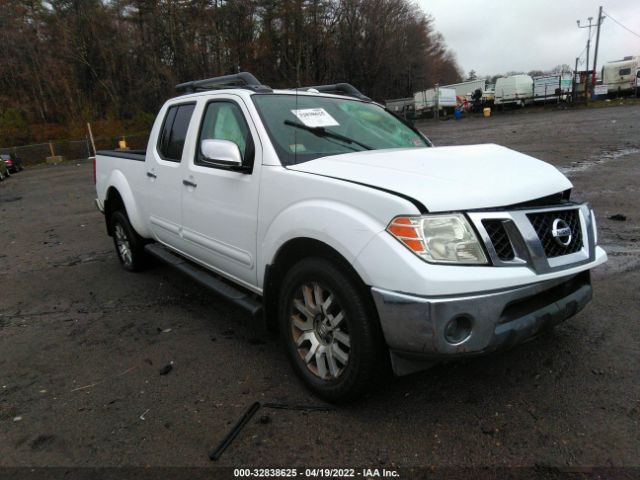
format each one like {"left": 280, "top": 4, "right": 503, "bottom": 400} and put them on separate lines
{"left": 494, "top": 75, "right": 534, "bottom": 107}
{"left": 602, "top": 56, "right": 640, "bottom": 95}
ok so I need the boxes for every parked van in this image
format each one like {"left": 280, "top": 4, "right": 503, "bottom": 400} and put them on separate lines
{"left": 494, "top": 75, "right": 533, "bottom": 107}
{"left": 602, "top": 56, "right": 640, "bottom": 95}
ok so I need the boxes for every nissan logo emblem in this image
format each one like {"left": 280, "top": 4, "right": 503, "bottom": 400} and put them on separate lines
{"left": 551, "top": 218, "right": 572, "bottom": 246}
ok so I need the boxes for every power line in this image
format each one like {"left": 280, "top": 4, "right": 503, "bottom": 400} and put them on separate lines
{"left": 602, "top": 10, "right": 640, "bottom": 39}
{"left": 576, "top": 24, "right": 597, "bottom": 63}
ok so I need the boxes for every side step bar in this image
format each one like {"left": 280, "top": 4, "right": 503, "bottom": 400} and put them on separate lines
{"left": 145, "top": 243, "right": 263, "bottom": 318}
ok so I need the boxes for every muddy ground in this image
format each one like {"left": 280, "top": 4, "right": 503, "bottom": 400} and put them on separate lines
{"left": 0, "top": 105, "right": 638, "bottom": 475}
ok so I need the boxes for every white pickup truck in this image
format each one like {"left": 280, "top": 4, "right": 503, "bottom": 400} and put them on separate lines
{"left": 95, "top": 73, "right": 607, "bottom": 402}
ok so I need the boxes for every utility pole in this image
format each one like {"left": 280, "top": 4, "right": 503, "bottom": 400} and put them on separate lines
{"left": 592, "top": 6, "right": 604, "bottom": 94}
{"left": 577, "top": 16, "right": 597, "bottom": 104}
{"left": 572, "top": 57, "right": 579, "bottom": 104}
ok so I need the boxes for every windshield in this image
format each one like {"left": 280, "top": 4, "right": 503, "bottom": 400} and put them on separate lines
{"left": 252, "top": 94, "right": 429, "bottom": 165}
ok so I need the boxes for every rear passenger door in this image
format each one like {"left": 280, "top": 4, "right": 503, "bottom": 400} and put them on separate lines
{"left": 180, "top": 96, "right": 261, "bottom": 289}
{"left": 146, "top": 102, "right": 196, "bottom": 249}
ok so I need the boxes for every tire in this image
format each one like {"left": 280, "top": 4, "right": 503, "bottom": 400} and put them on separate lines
{"left": 278, "top": 257, "right": 384, "bottom": 403}
{"left": 110, "top": 210, "right": 148, "bottom": 272}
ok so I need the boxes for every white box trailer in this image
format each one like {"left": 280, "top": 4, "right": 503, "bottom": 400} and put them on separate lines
{"left": 494, "top": 75, "right": 533, "bottom": 106}
{"left": 413, "top": 88, "right": 457, "bottom": 116}
{"left": 602, "top": 56, "right": 640, "bottom": 94}
{"left": 533, "top": 74, "right": 572, "bottom": 102}
{"left": 441, "top": 79, "right": 488, "bottom": 99}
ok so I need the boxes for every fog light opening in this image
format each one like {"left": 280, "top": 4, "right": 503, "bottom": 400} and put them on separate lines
{"left": 444, "top": 315, "right": 473, "bottom": 345}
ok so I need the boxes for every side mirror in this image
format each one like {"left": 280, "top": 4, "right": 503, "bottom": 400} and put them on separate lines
{"left": 200, "top": 139, "right": 243, "bottom": 169}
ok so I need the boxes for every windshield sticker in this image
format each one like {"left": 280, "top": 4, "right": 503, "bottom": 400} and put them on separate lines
{"left": 291, "top": 108, "right": 340, "bottom": 128}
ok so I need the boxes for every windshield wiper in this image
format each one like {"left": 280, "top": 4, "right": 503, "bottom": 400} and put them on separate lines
{"left": 284, "top": 120, "right": 373, "bottom": 151}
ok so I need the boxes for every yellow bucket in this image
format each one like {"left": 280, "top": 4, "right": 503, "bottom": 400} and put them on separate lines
{"left": 483, "top": 107, "right": 491, "bottom": 118}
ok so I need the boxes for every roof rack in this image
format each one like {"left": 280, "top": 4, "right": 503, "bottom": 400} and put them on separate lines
{"left": 176, "top": 72, "right": 272, "bottom": 94}
{"left": 294, "top": 83, "right": 371, "bottom": 101}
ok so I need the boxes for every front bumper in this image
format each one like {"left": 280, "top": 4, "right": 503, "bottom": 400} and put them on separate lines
{"left": 372, "top": 271, "right": 592, "bottom": 375}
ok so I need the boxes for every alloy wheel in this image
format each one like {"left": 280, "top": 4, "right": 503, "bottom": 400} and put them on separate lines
{"left": 289, "top": 282, "right": 351, "bottom": 380}
{"left": 114, "top": 223, "right": 133, "bottom": 266}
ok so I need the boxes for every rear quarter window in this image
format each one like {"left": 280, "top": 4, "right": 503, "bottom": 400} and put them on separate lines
{"left": 157, "top": 103, "right": 196, "bottom": 162}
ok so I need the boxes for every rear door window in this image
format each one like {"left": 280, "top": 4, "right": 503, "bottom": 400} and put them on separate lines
{"left": 157, "top": 103, "right": 196, "bottom": 162}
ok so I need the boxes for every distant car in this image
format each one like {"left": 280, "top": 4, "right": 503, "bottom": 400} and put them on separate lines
{"left": 1, "top": 154, "right": 22, "bottom": 173}
{"left": 0, "top": 159, "right": 9, "bottom": 181}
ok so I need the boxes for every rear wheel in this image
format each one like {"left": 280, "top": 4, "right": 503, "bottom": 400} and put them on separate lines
{"left": 110, "top": 210, "right": 148, "bottom": 272}
{"left": 278, "top": 257, "right": 383, "bottom": 403}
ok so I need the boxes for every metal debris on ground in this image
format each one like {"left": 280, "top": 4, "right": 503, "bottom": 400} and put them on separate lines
{"left": 209, "top": 401, "right": 261, "bottom": 461}
{"left": 262, "top": 402, "right": 335, "bottom": 412}
{"left": 259, "top": 415, "right": 271, "bottom": 424}
{"left": 159, "top": 362, "right": 174, "bottom": 375}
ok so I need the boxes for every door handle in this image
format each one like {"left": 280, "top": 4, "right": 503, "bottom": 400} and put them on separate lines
{"left": 146, "top": 171, "right": 157, "bottom": 178}
{"left": 182, "top": 179, "right": 197, "bottom": 188}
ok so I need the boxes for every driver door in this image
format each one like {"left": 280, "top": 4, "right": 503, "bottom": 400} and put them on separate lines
{"left": 180, "top": 96, "right": 262, "bottom": 289}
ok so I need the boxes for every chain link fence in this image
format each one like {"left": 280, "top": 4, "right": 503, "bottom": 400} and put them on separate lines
{"left": 0, "top": 134, "right": 149, "bottom": 166}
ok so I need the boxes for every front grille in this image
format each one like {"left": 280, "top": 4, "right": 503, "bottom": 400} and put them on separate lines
{"left": 482, "top": 220, "right": 515, "bottom": 260}
{"left": 527, "top": 209, "right": 582, "bottom": 258}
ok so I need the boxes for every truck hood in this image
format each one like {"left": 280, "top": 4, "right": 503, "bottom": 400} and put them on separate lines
{"left": 288, "top": 144, "right": 572, "bottom": 212}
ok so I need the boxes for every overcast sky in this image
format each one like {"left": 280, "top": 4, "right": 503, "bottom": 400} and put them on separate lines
{"left": 416, "top": 0, "right": 640, "bottom": 77}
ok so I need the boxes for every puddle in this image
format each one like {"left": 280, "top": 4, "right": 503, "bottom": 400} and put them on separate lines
{"left": 600, "top": 244, "right": 640, "bottom": 255}
{"left": 558, "top": 147, "right": 640, "bottom": 175}
{"left": 593, "top": 243, "right": 640, "bottom": 276}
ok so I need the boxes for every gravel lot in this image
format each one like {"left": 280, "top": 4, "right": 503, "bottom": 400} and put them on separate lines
{"left": 0, "top": 105, "right": 638, "bottom": 473}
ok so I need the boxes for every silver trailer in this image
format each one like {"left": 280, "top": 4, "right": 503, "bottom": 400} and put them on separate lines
{"left": 384, "top": 97, "right": 415, "bottom": 118}
{"left": 533, "top": 74, "right": 572, "bottom": 102}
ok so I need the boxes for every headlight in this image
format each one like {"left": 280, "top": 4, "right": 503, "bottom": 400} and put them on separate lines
{"left": 387, "top": 214, "right": 488, "bottom": 265}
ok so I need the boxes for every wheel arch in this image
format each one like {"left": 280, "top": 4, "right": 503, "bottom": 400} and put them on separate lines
{"left": 104, "top": 187, "right": 125, "bottom": 236}
{"left": 102, "top": 172, "right": 149, "bottom": 238}
{"left": 263, "top": 237, "right": 376, "bottom": 331}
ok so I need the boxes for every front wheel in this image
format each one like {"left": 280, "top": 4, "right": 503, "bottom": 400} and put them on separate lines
{"left": 110, "top": 210, "right": 148, "bottom": 272}
{"left": 278, "top": 258, "right": 384, "bottom": 403}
